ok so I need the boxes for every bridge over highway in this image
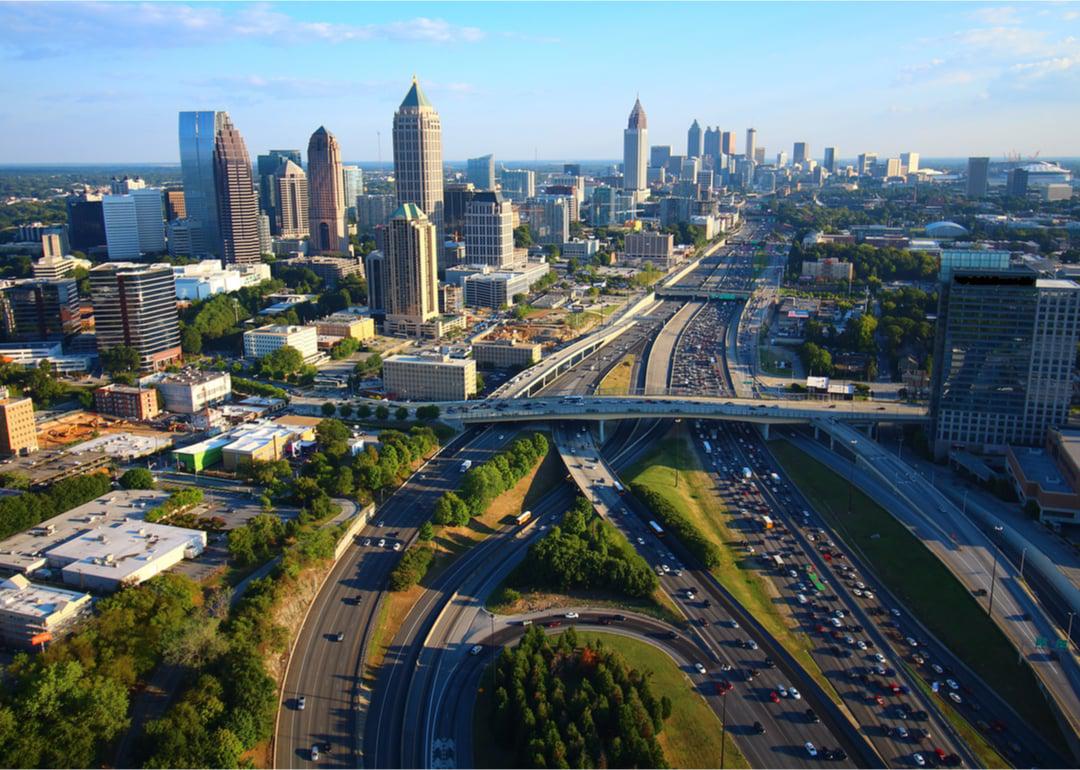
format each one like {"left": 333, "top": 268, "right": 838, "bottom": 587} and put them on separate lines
{"left": 655, "top": 285, "right": 753, "bottom": 300}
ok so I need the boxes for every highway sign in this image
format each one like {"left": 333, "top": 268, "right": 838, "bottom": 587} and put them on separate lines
{"left": 1035, "top": 637, "right": 1050, "bottom": 648}
{"left": 1055, "top": 639, "right": 1070, "bottom": 650}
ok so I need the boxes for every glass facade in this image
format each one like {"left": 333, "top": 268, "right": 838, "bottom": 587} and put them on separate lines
{"left": 179, "top": 111, "right": 225, "bottom": 256}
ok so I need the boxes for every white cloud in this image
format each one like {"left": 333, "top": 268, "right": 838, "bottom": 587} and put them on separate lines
{"left": 970, "top": 5, "right": 1022, "bottom": 25}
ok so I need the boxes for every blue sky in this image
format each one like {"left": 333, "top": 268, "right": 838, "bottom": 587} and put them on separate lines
{"left": 1, "top": 1, "right": 1078, "bottom": 164}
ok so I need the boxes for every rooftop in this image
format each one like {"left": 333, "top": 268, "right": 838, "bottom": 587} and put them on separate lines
{"left": 399, "top": 75, "right": 432, "bottom": 111}
{"left": 149, "top": 368, "right": 231, "bottom": 386}
{"left": 0, "top": 575, "right": 91, "bottom": 620}
{"left": 1012, "top": 447, "right": 1073, "bottom": 495}
{"left": 386, "top": 353, "right": 474, "bottom": 367}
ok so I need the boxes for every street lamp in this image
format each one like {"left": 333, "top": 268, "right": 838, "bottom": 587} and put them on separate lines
{"left": 719, "top": 690, "right": 728, "bottom": 770}
{"left": 1068, "top": 612, "right": 1075, "bottom": 650}
{"left": 845, "top": 439, "right": 858, "bottom": 516}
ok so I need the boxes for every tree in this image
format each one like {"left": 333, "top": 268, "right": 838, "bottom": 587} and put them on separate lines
{"left": 415, "top": 404, "right": 440, "bottom": 421}
{"left": 101, "top": 345, "right": 140, "bottom": 376}
{"left": 475, "top": 372, "right": 486, "bottom": 393}
{"left": 339, "top": 403, "right": 353, "bottom": 418}
{"left": 24, "top": 361, "right": 65, "bottom": 406}
{"left": 180, "top": 326, "right": 203, "bottom": 355}
{"left": 375, "top": 404, "right": 390, "bottom": 420}
{"left": 357, "top": 403, "right": 372, "bottom": 418}
{"left": 119, "top": 468, "right": 155, "bottom": 490}
{"left": 513, "top": 224, "right": 534, "bottom": 248}
{"left": 418, "top": 520, "right": 434, "bottom": 540}
{"left": 321, "top": 402, "right": 337, "bottom": 417}
{"left": 395, "top": 406, "right": 409, "bottom": 421}
{"left": 258, "top": 345, "right": 304, "bottom": 379}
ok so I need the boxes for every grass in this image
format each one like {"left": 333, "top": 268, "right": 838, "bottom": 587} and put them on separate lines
{"left": 769, "top": 440, "right": 1069, "bottom": 755}
{"left": 759, "top": 346, "right": 795, "bottom": 377}
{"left": 597, "top": 353, "right": 636, "bottom": 395}
{"left": 472, "top": 630, "right": 748, "bottom": 770}
{"left": 624, "top": 430, "right": 840, "bottom": 701}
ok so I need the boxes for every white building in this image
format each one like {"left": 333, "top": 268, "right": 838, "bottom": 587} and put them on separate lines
{"left": 0, "top": 575, "right": 92, "bottom": 648}
{"left": 465, "top": 191, "right": 517, "bottom": 268}
{"left": 102, "top": 189, "right": 166, "bottom": 259}
{"left": 32, "top": 254, "right": 91, "bottom": 281}
{"left": 172, "top": 259, "right": 271, "bottom": 300}
{"left": 383, "top": 354, "right": 477, "bottom": 401}
{"left": 145, "top": 368, "right": 233, "bottom": 413}
{"left": 243, "top": 324, "right": 319, "bottom": 361}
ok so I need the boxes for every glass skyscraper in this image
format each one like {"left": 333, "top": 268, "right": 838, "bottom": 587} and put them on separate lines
{"left": 179, "top": 110, "right": 226, "bottom": 256}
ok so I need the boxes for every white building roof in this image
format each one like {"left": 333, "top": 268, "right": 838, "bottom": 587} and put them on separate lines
{"left": 0, "top": 575, "right": 91, "bottom": 621}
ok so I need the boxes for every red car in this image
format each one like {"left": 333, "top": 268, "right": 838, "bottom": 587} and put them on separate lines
{"left": 715, "top": 679, "right": 734, "bottom": 695}
{"left": 770, "top": 691, "right": 780, "bottom": 703}
{"left": 889, "top": 682, "right": 902, "bottom": 694}
{"left": 874, "top": 695, "right": 886, "bottom": 706}
{"left": 934, "top": 748, "right": 946, "bottom": 762}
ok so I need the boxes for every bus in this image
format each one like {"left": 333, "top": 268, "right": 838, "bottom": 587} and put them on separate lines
{"left": 613, "top": 480, "right": 625, "bottom": 494}
{"left": 771, "top": 554, "right": 784, "bottom": 569}
{"left": 807, "top": 570, "right": 827, "bottom": 593}
{"left": 515, "top": 510, "right": 533, "bottom": 526}
{"left": 762, "top": 516, "right": 774, "bottom": 530}
{"left": 648, "top": 520, "right": 665, "bottom": 537}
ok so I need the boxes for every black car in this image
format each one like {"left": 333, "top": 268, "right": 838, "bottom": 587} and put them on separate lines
{"left": 665, "top": 630, "right": 678, "bottom": 640}
{"left": 805, "top": 708, "right": 820, "bottom": 723}
{"left": 752, "top": 721, "right": 766, "bottom": 735}
{"left": 763, "top": 657, "right": 776, "bottom": 668}
{"left": 613, "top": 614, "right": 626, "bottom": 622}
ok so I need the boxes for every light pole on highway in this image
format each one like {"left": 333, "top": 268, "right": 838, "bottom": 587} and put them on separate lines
{"left": 986, "top": 552, "right": 999, "bottom": 617}
{"left": 1019, "top": 547, "right": 1027, "bottom": 581}
{"left": 719, "top": 691, "right": 728, "bottom": 770}
{"left": 1068, "top": 612, "right": 1075, "bottom": 650}
{"left": 845, "top": 439, "right": 858, "bottom": 516}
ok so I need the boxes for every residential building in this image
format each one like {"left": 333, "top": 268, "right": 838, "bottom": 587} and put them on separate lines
{"left": 624, "top": 231, "right": 674, "bottom": 266}
{"left": 800, "top": 258, "right": 853, "bottom": 283}
{"left": 342, "top": 165, "right": 364, "bottom": 217}
{"left": 315, "top": 313, "right": 375, "bottom": 341}
{"left": 0, "top": 279, "right": 81, "bottom": 340}
{"left": 94, "top": 383, "right": 160, "bottom": 420}
{"left": 276, "top": 159, "right": 309, "bottom": 239}
{"left": 966, "top": 156, "right": 990, "bottom": 198}
{"left": 466, "top": 154, "right": 496, "bottom": 190}
{"left": 687, "top": 119, "right": 703, "bottom": 158}
{"left": 393, "top": 77, "right": 445, "bottom": 257}
{"left": 285, "top": 255, "right": 364, "bottom": 288}
{"left": 90, "top": 262, "right": 181, "bottom": 371}
{"left": 383, "top": 354, "right": 477, "bottom": 400}
{"left": 623, "top": 98, "right": 648, "bottom": 198}
{"left": 213, "top": 114, "right": 260, "bottom": 263}
{"left": 465, "top": 191, "right": 517, "bottom": 268}
{"left": 938, "top": 249, "right": 1011, "bottom": 281}
{"left": 358, "top": 193, "right": 396, "bottom": 228}
{"left": 307, "top": 126, "right": 348, "bottom": 254}
{"left": 931, "top": 269, "right": 1080, "bottom": 458}
{"left": 823, "top": 147, "right": 837, "bottom": 173}
{"left": 793, "top": 142, "right": 809, "bottom": 166}
{"left": 499, "top": 168, "right": 535, "bottom": 201}
{"left": 243, "top": 324, "right": 318, "bottom": 361}
{"left": 0, "top": 575, "right": 91, "bottom": 648}
{"left": 147, "top": 369, "right": 232, "bottom": 413}
{"left": 1007, "top": 427, "right": 1080, "bottom": 525}
{"left": 745, "top": 128, "right": 757, "bottom": 161}
{"left": 473, "top": 339, "right": 542, "bottom": 369}
{"left": 178, "top": 110, "right": 226, "bottom": 256}
{"left": 164, "top": 188, "right": 186, "bottom": 221}
{"left": 0, "top": 396, "right": 37, "bottom": 456}
{"left": 66, "top": 192, "right": 106, "bottom": 252}
{"left": 102, "top": 189, "right": 166, "bottom": 259}
{"left": 383, "top": 203, "right": 440, "bottom": 336}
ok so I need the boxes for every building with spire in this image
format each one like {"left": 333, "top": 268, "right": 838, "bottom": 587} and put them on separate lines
{"left": 213, "top": 114, "right": 261, "bottom": 264}
{"left": 393, "top": 77, "right": 445, "bottom": 266}
{"left": 623, "top": 97, "right": 648, "bottom": 200}
{"left": 383, "top": 203, "right": 439, "bottom": 337}
{"left": 307, "top": 126, "right": 348, "bottom": 254}
{"left": 687, "top": 119, "right": 703, "bottom": 158}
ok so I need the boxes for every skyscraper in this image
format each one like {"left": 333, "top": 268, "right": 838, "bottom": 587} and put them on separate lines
{"left": 257, "top": 149, "right": 302, "bottom": 234}
{"left": 0, "top": 279, "right": 81, "bottom": 340}
{"left": 721, "top": 131, "right": 736, "bottom": 157}
{"left": 393, "top": 77, "right": 445, "bottom": 261}
{"left": 465, "top": 191, "right": 516, "bottom": 269}
{"left": 276, "top": 160, "right": 309, "bottom": 240}
{"left": 66, "top": 193, "right": 106, "bottom": 252}
{"left": 102, "top": 188, "right": 166, "bottom": 259}
{"left": 342, "top": 165, "right": 365, "bottom": 213}
{"left": 900, "top": 151, "right": 919, "bottom": 175}
{"left": 499, "top": 169, "right": 535, "bottom": 201}
{"left": 967, "top": 157, "right": 990, "bottom": 198}
{"left": 857, "top": 152, "right": 878, "bottom": 176}
{"left": 623, "top": 98, "right": 648, "bottom": 198}
{"left": 213, "top": 114, "right": 261, "bottom": 263}
{"left": 793, "top": 142, "right": 809, "bottom": 166}
{"left": 930, "top": 268, "right": 1080, "bottom": 458}
{"left": 776, "top": 151, "right": 788, "bottom": 168}
{"left": 89, "top": 262, "right": 181, "bottom": 371}
{"left": 703, "top": 127, "right": 721, "bottom": 162}
{"left": 1006, "top": 168, "right": 1030, "bottom": 197}
{"left": 687, "top": 119, "right": 703, "bottom": 158}
{"left": 383, "top": 204, "right": 439, "bottom": 336}
{"left": 649, "top": 145, "right": 672, "bottom": 170}
{"left": 179, "top": 111, "right": 226, "bottom": 256}
{"left": 745, "top": 128, "right": 757, "bottom": 162}
{"left": 466, "top": 154, "right": 496, "bottom": 190}
{"left": 307, "top": 126, "right": 348, "bottom": 254}
{"left": 823, "top": 147, "right": 837, "bottom": 173}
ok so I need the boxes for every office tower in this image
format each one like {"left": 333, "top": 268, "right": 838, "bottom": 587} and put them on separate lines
{"left": 823, "top": 147, "right": 837, "bottom": 173}
{"left": 164, "top": 188, "right": 186, "bottom": 221}
{"left": 342, "top": 165, "right": 365, "bottom": 217}
{"left": 591, "top": 186, "right": 616, "bottom": 227}
{"left": 884, "top": 158, "right": 902, "bottom": 177}
{"left": 66, "top": 193, "right": 105, "bottom": 252}
{"left": 526, "top": 196, "right": 570, "bottom": 246}
{"left": 649, "top": 145, "right": 672, "bottom": 169}
{"left": 179, "top": 110, "right": 226, "bottom": 256}
{"left": 966, "top": 157, "right": 990, "bottom": 198}
{"left": 276, "top": 160, "right": 309, "bottom": 239}
{"left": 745, "top": 128, "right": 757, "bottom": 162}
{"left": 0, "top": 397, "right": 38, "bottom": 457}
{"left": 383, "top": 204, "right": 439, "bottom": 334}
{"left": 499, "top": 168, "right": 535, "bottom": 201}
{"left": 622, "top": 97, "right": 648, "bottom": 197}
{"left": 41, "top": 233, "right": 63, "bottom": 260}
{"left": 257, "top": 149, "right": 302, "bottom": 234}
{"left": 776, "top": 151, "right": 788, "bottom": 168}
{"left": 307, "top": 126, "right": 348, "bottom": 254}
{"left": 364, "top": 250, "right": 386, "bottom": 316}
{"left": 856, "top": 152, "right": 877, "bottom": 176}
{"left": 900, "top": 151, "right": 919, "bottom": 175}
{"left": 102, "top": 188, "right": 166, "bottom": 259}
{"left": 258, "top": 214, "right": 271, "bottom": 256}
{"left": 1006, "top": 168, "right": 1030, "bottom": 197}
{"left": 167, "top": 219, "right": 196, "bottom": 258}
{"left": 931, "top": 268, "right": 1080, "bottom": 458}
{"left": 465, "top": 191, "right": 516, "bottom": 269}
{"left": 793, "top": 142, "right": 809, "bottom": 166}
{"left": 563, "top": 163, "right": 581, "bottom": 176}
{"left": 687, "top": 119, "right": 703, "bottom": 158}
{"left": 0, "top": 279, "right": 81, "bottom": 340}
{"left": 110, "top": 176, "right": 146, "bottom": 194}
{"left": 393, "top": 76, "right": 445, "bottom": 258}
{"left": 213, "top": 114, "right": 260, "bottom": 264}
{"left": 443, "top": 183, "right": 477, "bottom": 242}
{"left": 721, "top": 131, "right": 736, "bottom": 157}
{"left": 703, "top": 127, "right": 721, "bottom": 161}
{"left": 89, "top": 262, "right": 181, "bottom": 371}
{"left": 754, "top": 147, "right": 766, "bottom": 165}
{"left": 466, "top": 154, "right": 496, "bottom": 190}
{"left": 358, "top": 194, "right": 396, "bottom": 229}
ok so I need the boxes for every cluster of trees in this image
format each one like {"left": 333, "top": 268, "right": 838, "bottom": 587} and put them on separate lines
{"left": 119, "top": 468, "right": 155, "bottom": 490}
{"left": 665, "top": 222, "right": 707, "bottom": 249}
{"left": 101, "top": 345, "right": 142, "bottom": 380}
{"left": 878, "top": 287, "right": 936, "bottom": 375}
{"left": 388, "top": 543, "right": 435, "bottom": 591}
{"left": 798, "top": 341, "right": 834, "bottom": 378}
{"left": 227, "top": 513, "right": 286, "bottom": 567}
{"left": 432, "top": 433, "right": 549, "bottom": 526}
{"left": 490, "top": 626, "right": 671, "bottom": 769}
{"left": 252, "top": 344, "right": 314, "bottom": 382}
{"left": 512, "top": 496, "right": 658, "bottom": 598}
{"left": 179, "top": 293, "right": 252, "bottom": 355}
{"left": 788, "top": 240, "right": 937, "bottom": 284}
{"left": 144, "top": 488, "right": 204, "bottom": 523}
{"left": 231, "top": 376, "right": 289, "bottom": 401}
{"left": 629, "top": 483, "right": 720, "bottom": 568}
{"left": 0, "top": 471, "right": 112, "bottom": 539}
{"left": 352, "top": 352, "right": 383, "bottom": 379}
{"left": 329, "top": 336, "right": 361, "bottom": 360}
{"left": 0, "top": 573, "right": 202, "bottom": 767}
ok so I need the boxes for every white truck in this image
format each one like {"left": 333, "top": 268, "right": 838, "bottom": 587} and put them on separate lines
{"left": 460, "top": 459, "right": 472, "bottom": 473}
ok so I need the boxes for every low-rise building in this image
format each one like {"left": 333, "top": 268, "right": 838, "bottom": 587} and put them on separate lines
{"left": 243, "top": 324, "right": 319, "bottom": 361}
{"left": 473, "top": 340, "right": 542, "bottom": 369}
{"left": 284, "top": 255, "right": 365, "bottom": 288}
{"left": 383, "top": 354, "right": 477, "bottom": 401}
{"left": 94, "top": 384, "right": 160, "bottom": 421}
{"left": 0, "top": 396, "right": 38, "bottom": 456}
{"left": 221, "top": 422, "right": 297, "bottom": 471}
{"left": 172, "top": 259, "right": 272, "bottom": 300}
{"left": 146, "top": 369, "right": 232, "bottom": 414}
{"left": 314, "top": 313, "right": 376, "bottom": 341}
{"left": 0, "top": 575, "right": 92, "bottom": 648}
{"left": 172, "top": 433, "right": 233, "bottom": 472}
{"left": 800, "top": 258, "right": 853, "bottom": 283}
{"left": 623, "top": 231, "right": 675, "bottom": 268}
{"left": 1007, "top": 427, "right": 1080, "bottom": 525}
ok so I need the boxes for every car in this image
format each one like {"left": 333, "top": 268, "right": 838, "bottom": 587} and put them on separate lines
{"left": 874, "top": 653, "right": 886, "bottom": 663}
{"left": 311, "top": 745, "right": 320, "bottom": 762}
{"left": 790, "top": 687, "right": 802, "bottom": 700}
{"left": 362, "top": 538, "right": 371, "bottom": 546}
{"left": 613, "top": 614, "right": 626, "bottom": 622}
{"left": 769, "top": 690, "right": 780, "bottom": 703}
{"left": 715, "top": 679, "right": 734, "bottom": 694}
{"left": 377, "top": 520, "right": 386, "bottom": 527}
{"left": 857, "top": 640, "right": 867, "bottom": 650}
{"left": 805, "top": 707, "right": 820, "bottom": 723}
{"left": 565, "top": 611, "right": 580, "bottom": 619}
{"left": 685, "top": 589, "right": 696, "bottom": 600}
{"left": 545, "top": 620, "right": 561, "bottom": 628}
{"left": 393, "top": 542, "right": 402, "bottom": 552}
{"left": 914, "top": 753, "right": 926, "bottom": 767}
{"left": 906, "top": 636, "right": 919, "bottom": 647}
{"left": 934, "top": 748, "right": 947, "bottom": 762}
{"left": 830, "top": 617, "right": 843, "bottom": 628}
{"left": 805, "top": 742, "right": 818, "bottom": 758}
{"left": 297, "top": 695, "right": 306, "bottom": 710}
{"left": 778, "top": 684, "right": 789, "bottom": 698}
{"left": 930, "top": 663, "right": 944, "bottom": 675}
{"left": 864, "top": 591, "right": 875, "bottom": 599}
{"left": 945, "top": 678, "right": 959, "bottom": 690}
{"left": 378, "top": 538, "right": 386, "bottom": 548}
{"left": 720, "top": 662, "right": 733, "bottom": 672}
{"left": 334, "top": 632, "right": 344, "bottom": 642}
{"left": 828, "top": 749, "right": 848, "bottom": 762}
{"left": 747, "top": 668, "right": 758, "bottom": 681}
{"left": 470, "top": 644, "right": 483, "bottom": 656}
{"left": 890, "top": 608, "right": 901, "bottom": 617}
{"left": 694, "top": 662, "right": 707, "bottom": 675}
{"left": 894, "top": 726, "right": 909, "bottom": 739}
{"left": 665, "top": 630, "right": 678, "bottom": 640}
{"left": 763, "top": 657, "right": 776, "bottom": 668}
{"left": 729, "top": 618, "right": 740, "bottom": 629}
{"left": 753, "top": 720, "right": 766, "bottom": 734}
{"left": 947, "top": 692, "right": 962, "bottom": 705}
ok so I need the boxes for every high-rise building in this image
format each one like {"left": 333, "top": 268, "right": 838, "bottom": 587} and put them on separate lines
{"left": 258, "top": 214, "right": 271, "bottom": 256}
{"left": 931, "top": 268, "right": 1080, "bottom": 458}
{"left": 66, "top": 193, "right": 105, "bottom": 252}
{"left": 525, "top": 196, "right": 570, "bottom": 246}
{"left": 443, "top": 182, "right": 477, "bottom": 242}
{"left": 823, "top": 147, "right": 837, "bottom": 173}
{"left": 465, "top": 191, "right": 516, "bottom": 269}
{"left": 307, "top": 126, "right": 348, "bottom": 255}
{"left": 383, "top": 204, "right": 439, "bottom": 336}
{"left": 342, "top": 165, "right": 365, "bottom": 218}
{"left": 650, "top": 145, "right": 672, "bottom": 170}
{"left": 41, "top": 233, "right": 64, "bottom": 259}
{"left": 110, "top": 176, "right": 146, "bottom": 195}
{"left": 393, "top": 77, "right": 445, "bottom": 260}
{"left": 745, "top": 128, "right": 757, "bottom": 162}
{"left": 776, "top": 151, "right": 788, "bottom": 168}
{"left": 499, "top": 168, "right": 535, "bottom": 201}
{"left": 466, "top": 154, "right": 496, "bottom": 190}
{"left": 721, "top": 131, "right": 736, "bottom": 157}
{"left": 102, "top": 189, "right": 166, "bottom": 259}
{"left": 967, "top": 157, "right": 990, "bottom": 198}
{"left": 900, "top": 151, "right": 919, "bottom": 175}
{"left": 213, "top": 114, "right": 260, "bottom": 264}
{"left": 591, "top": 186, "right": 616, "bottom": 227}
{"left": 703, "top": 127, "right": 721, "bottom": 162}
{"left": 257, "top": 149, "right": 302, "bottom": 234}
{"left": 622, "top": 98, "right": 648, "bottom": 197}
{"left": 856, "top": 152, "right": 877, "bottom": 176}
{"left": 179, "top": 110, "right": 227, "bottom": 256}
{"left": 687, "top": 119, "right": 703, "bottom": 158}
{"left": 563, "top": 163, "right": 581, "bottom": 176}
{"left": 358, "top": 194, "right": 396, "bottom": 229}
{"left": 276, "top": 160, "right": 309, "bottom": 240}
{"left": 89, "top": 262, "right": 181, "bottom": 371}
{"left": 884, "top": 158, "right": 903, "bottom": 178}
{"left": 0, "top": 279, "right": 81, "bottom": 340}
{"left": 793, "top": 142, "right": 809, "bottom": 166}
{"left": 0, "top": 397, "right": 38, "bottom": 456}
{"left": 364, "top": 250, "right": 385, "bottom": 316}
{"left": 753, "top": 147, "right": 766, "bottom": 165}
{"left": 164, "top": 188, "right": 186, "bottom": 221}
{"left": 1006, "top": 168, "right": 1030, "bottom": 197}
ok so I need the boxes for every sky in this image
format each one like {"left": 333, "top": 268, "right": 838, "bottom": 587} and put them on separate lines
{"left": 0, "top": 1, "right": 1078, "bottom": 165}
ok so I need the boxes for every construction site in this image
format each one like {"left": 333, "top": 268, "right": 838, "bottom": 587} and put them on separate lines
{"left": 35, "top": 411, "right": 184, "bottom": 451}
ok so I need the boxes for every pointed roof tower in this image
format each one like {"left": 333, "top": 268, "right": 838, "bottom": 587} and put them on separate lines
{"left": 627, "top": 97, "right": 647, "bottom": 130}
{"left": 400, "top": 75, "right": 432, "bottom": 111}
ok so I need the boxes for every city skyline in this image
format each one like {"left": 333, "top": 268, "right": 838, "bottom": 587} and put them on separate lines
{"left": 2, "top": 2, "right": 1079, "bottom": 164}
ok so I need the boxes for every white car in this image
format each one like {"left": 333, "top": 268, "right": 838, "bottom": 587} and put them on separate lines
{"left": 565, "top": 611, "right": 579, "bottom": 619}
{"left": 378, "top": 538, "right": 386, "bottom": 548}
{"left": 931, "top": 663, "right": 944, "bottom": 674}
{"left": 946, "top": 678, "right": 959, "bottom": 690}
{"left": 694, "top": 662, "right": 707, "bottom": 675}
{"left": 685, "top": 590, "right": 697, "bottom": 600}
{"left": 790, "top": 687, "right": 802, "bottom": 700}
{"left": 297, "top": 695, "right": 306, "bottom": 710}
{"left": 874, "top": 653, "right": 886, "bottom": 663}
{"left": 948, "top": 692, "right": 962, "bottom": 705}
{"left": 805, "top": 742, "right": 818, "bottom": 758}
{"left": 393, "top": 542, "right": 402, "bottom": 552}
{"left": 914, "top": 753, "right": 926, "bottom": 767}
{"left": 829, "top": 617, "right": 842, "bottom": 628}
{"left": 856, "top": 640, "right": 867, "bottom": 651}
{"left": 778, "top": 684, "right": 789, "bottom": 698}
{"left": 470, "top": 644, "right": 483, "bottom": 656}
{"left": 864, "top": 591, "right": 875, "bottom": 599}
{"left": 311, "top": 745, "right": 320, "bottom": 762}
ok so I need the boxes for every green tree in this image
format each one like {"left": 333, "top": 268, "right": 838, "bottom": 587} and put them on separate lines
{"left": 415, "top": 404, "right": 440, "bottom": 421}
{"left": 180, "top": 325, "right": 203, "bottom": 355}
{"left": 101, "top": 345, "right": 140, "bottom": 376}
{"left": 375, "top": 404, "right": 390, "bottom": 420}
{"left": 357, "top": 403, "right": 372, "bottom": 418}
{"left": 418, "top": 520, "right": 434, "bottom": 540}
{"left": 119, "top": 468, "right": 155, "bottom": 490}
{"left": 339, "top": 403, "right": 353, "bottom": 418}
{"left": 321, "top": 402, "right": 337, "bottom": 417}
{"left": 395, "top": 406, "right": 409, "bottom": 421}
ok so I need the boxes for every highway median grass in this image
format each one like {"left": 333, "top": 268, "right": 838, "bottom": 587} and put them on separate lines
{"left": 624, "top": 429, "right": 840, "bottom": 702}
{"left": 597, "top": 353, "right": 636, "bottom": 395}
{"left": 769, "top": 440, "right": 1068, "bottom": 757}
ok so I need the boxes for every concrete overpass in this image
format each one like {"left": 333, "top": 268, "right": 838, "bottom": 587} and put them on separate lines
{"left": 655, "top": 285, "right": 752, "bottom": 301}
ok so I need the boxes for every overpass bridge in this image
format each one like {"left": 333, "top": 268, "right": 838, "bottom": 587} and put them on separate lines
{"left": 655, "top": 285, "right": 752, "bottom": 301}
